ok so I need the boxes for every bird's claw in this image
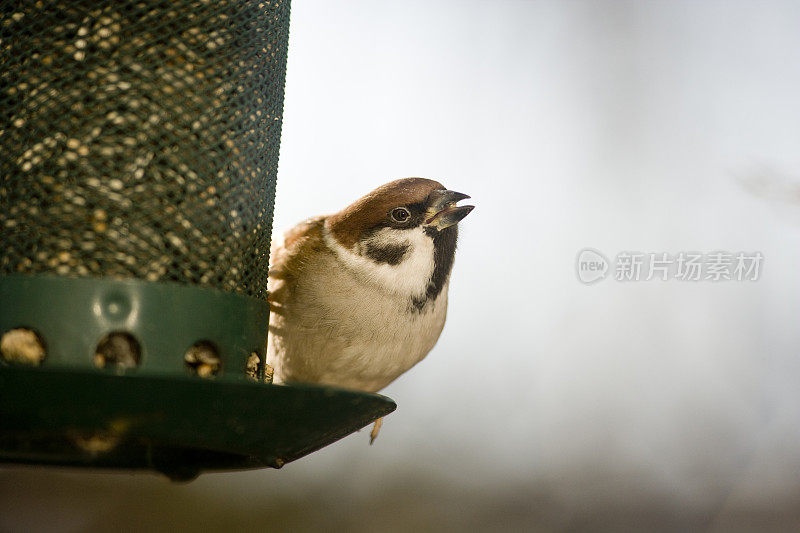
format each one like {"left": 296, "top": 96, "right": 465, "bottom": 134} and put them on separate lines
{"left": 369, "top": 417, "right": 383, "bottom": 445}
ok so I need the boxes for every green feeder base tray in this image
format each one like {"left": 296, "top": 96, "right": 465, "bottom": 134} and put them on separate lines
{"left": 0, "top": 366, "right": 396, "bottom": 481}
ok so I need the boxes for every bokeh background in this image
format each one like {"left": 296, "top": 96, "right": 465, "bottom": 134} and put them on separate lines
{"left": 4, "top": 0, "right": 800, "bottom": 530}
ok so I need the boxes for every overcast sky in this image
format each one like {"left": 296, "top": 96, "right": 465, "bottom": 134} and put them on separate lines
{"left": 270, "top": 0, "right": 800, "bottom": 512}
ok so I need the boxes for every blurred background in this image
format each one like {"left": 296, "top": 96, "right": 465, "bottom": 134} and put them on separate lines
{"left": 3, "top": 0, "right": 800, "bottom": 530}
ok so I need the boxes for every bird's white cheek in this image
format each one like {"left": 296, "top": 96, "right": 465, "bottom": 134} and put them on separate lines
{"left": 323, "top": 226, "right": 435, "bottom": 299}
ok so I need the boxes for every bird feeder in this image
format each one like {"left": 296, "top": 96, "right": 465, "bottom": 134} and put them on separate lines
{"left": 0, "top": 0, "right": 394, "bottom": 480}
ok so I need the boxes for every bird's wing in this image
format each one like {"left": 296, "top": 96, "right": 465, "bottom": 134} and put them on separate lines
{"left": 268, "top": 216, "right": 327, "bottom": 306}
{"left": 282, "top": 215, "right": 327, "bottom": 249}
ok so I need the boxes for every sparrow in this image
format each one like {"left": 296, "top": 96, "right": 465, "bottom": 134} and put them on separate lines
{"left": 266, "top": 178, "right": 473, "bottom": 442}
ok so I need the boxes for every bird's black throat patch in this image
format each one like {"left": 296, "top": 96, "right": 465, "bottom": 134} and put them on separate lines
{"left": 364, "top": 242, "right": 409, "bottom": 265}
{"left": 411, "top": 225, "right": 458, "bottom": 311}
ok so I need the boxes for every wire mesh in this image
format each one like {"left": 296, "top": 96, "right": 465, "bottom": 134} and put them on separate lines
{"left": 0, "top": 0, "right": 290, "bottom": 300}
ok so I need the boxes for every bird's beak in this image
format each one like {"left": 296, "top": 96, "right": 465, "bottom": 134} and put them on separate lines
{"left": 425, "top": 190, "right": 475, "bottom": 230}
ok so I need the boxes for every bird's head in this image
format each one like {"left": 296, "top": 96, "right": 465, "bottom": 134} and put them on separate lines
{"left": 324, "top": 178, "right": 473, "bottom": 307}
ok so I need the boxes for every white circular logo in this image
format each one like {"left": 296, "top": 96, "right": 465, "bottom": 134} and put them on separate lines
{"left": 576, "top": 248, "right": 609, "bottom": 284}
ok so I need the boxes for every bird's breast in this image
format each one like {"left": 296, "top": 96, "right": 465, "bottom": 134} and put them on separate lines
{"left": 269, "top": 249, "right": 448, "bottom": 392}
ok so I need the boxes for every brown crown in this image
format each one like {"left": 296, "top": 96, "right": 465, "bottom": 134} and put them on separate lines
{"left": 326, "top": 178, "right": 444, "bottom": 248}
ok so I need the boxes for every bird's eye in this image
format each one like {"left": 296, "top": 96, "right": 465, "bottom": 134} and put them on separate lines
{"left": 390, "top": 207, "right": 411, "bottom": 223}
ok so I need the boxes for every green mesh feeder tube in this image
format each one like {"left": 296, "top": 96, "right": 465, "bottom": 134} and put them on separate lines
{"left": 0, "top": 0, "right": 394, "bottom": 480}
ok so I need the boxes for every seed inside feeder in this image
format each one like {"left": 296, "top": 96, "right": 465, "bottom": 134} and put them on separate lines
{"left": 95, "top": 331, "right": 142, "bottom": 370}
{"left": 0, "top": 329, "right": 46, "bottom": 365}
{"left": 185, "top": 340, "right": 221, "bottom": 378}
{"left": 245, "top": 351, "right": 260, "bottom": 380}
